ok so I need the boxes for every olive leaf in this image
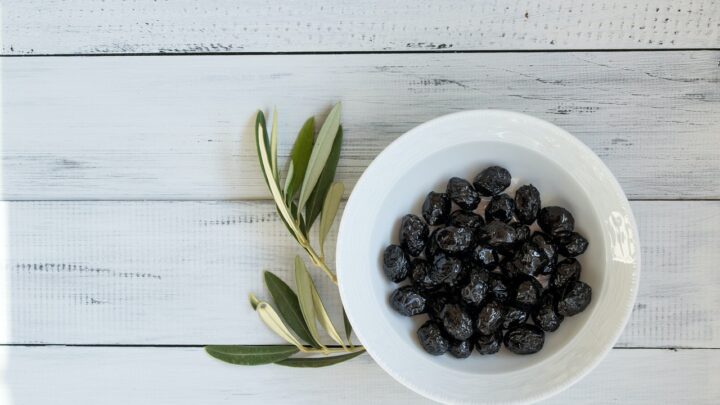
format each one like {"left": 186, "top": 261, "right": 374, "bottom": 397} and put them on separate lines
{"left": 318, "top": 182, "right": 344, "bottom": 257}
{"left": 274, "top": 350, "right": 365, "bottom": 368}
{"left": 284, "top": 117, "right": 315, "bottom": 203}
{"left": 342, "top": 308, "right": 353, "bottom": 346}
{"left": 294, "top": 256, "right": 325, "bottom": 349}
{"left": 304, "top": 126, "right": 343, "bottom": 230}
{"left": 254, "top": 301, "right": 307, "bottom": 351}
{"left": 311, "top": 285, "right": 346, "bottom": 347}
{"left": 297, "top": 103, "right": 341, "bottom": 212}
{"left": 264, "top": 271, "right": 320, "bottom": 348}
{"left": 270, "top": 108, "right": 279, "bottom": 179}
{"left": 206, "top": 345, "right": 298, "bottom": 366}
{"left": 255, "top": 111, "right": 302, "bottom": 237}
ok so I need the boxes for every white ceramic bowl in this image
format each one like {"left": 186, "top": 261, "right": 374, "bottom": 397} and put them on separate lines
{"left": 337, "top": 110, "right": 640, "bottom": 404}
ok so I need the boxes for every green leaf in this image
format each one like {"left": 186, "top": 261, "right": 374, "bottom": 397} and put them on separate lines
{"left": 297, "top": 103, "right": 342, "bottom": 212}
{"left": 284, "top": 117, "right": 315, "bottom": 203}
{"left": 264, "top": 271, "right": 319, "bottom": 348}
{"left": 270, "top": 109, "right": 279, "bottom": 179}
{"left": 342, "top": 308, "right": 353, "bottom": 346}
{"left": 294, "top": 257, "right": 324, "bottom": 348}
{"left": 255, "top": 301, "right": 307, "bottom": 351}
{"left": 304, "top": 126, "right": 343, "bottom": 229}
{"left": 206, "top": 345, "right": 298, "bottom": 366}
{"left": 318, "top": 182, "right": 344, "bottom": 257}
{"left": 274, "top": 350, "right": 365, "bottom": 368}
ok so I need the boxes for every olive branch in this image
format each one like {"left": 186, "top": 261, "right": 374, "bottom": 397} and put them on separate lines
{"left": 206, "top": 104, "right": 365, "bottom": 367}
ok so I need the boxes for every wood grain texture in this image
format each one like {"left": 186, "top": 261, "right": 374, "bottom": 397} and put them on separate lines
{"left": 4, "top": 200, "right": 718, "bottom": 347}
{"left": 3, "top": 51, "right": 719, "bottom": 200}
{"left": 2, "top": 347, "right": 718, "bottom": 404}
{"left": 2, "top": 0, "right": 719, "bottom": 54}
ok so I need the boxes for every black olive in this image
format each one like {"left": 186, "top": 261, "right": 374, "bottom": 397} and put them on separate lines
{"left": 557, "top": 281, "right": 592, "bottom": 316}
{"left": 502, "top": 305, "right": 529, "bottom": 330}
{"left": 550, "top": 258, "right": 581, "bottom": 289}
{"left": 488, "top": 272, "right": 511, "bottom": 303}
{"left": 440, "top": 303, "right": 474, "bottom": 340}
{"left": 390, "top": 286, "right": 427, "bottom": 316}
{"left": 448, "top": 339, "right": 473, "bottom": 359}
{"left": 504, "top": 324, "right": 545, "bottom": 354}
{"left": 511, "top": 275, "right": 543, "bottom": 310}
{"left": 512, "top": 241, "right": 549, "bottom": 276}
{"left": 477, "top": 220, "right": 517, "bottom": 249}
{"left": 425, "top": 292, "right": 450, "bottom": 320}
{"left": 435, "top": 226, "right": 475, "bottom": 254}
{"left": 417, "top": 320, "right": 449, "bottom": 355}
{"left": 433, "top": 254, "right": 463, "bottom": 288}
{"left": 472, "top": 244, "right": 499, "bottom": 270}
{"left": 473, "top": 166, "right": 511, "bottom": 196}
{"left": 410, "top": 258, "right": 433, "bottom": 290}
{"left": 500, "top": 258, "right": 522, "bottom": 279}
{"left": 383, "top": 245, "right": 410, "bottom": 282}
{"left": 556, "top": 232, "right": 589, "bottom": 257}
{"left": 424, "top": 228, "right": 441, "bottom": 260}
{"left": 514, "top": 184, "right": 541, "bottom": 224}
{"left": 531, "top": 232, "right": 558, "bottom": 275}
{"left": 538, "top": 206, "right": 575, "bottom": 238}
{"left": 476, "top": 301, "right": 506, "bottom": 335}
{"left": 475, "top": 332, "right": 503, "bottom": 355}
{"left": 422, "top": 192, "right": 451, "bottom": 226}
{"left": 446, "top": 177, "right": 481, "bottom": 211}
{"left": 532, "top": 291, "right": 564, "bottom": 332}
{"left": 399, "top": 214, "right": 428, "bottom": 257}
{"left": 460, "top": 268, "right": 490, "bottom": 306}
{"left": 512, "top": 223, "right": 531, "bottom": 244}
{"left": 448, "top": 210, "right": 485, "bottom": 230}
{"left": 485, "top": 193, "right": 515, "bottom": 223}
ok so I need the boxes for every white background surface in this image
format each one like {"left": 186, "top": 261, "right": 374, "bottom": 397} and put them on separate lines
{"left": 1, "top": 1, "right": 719, "bottom": 403}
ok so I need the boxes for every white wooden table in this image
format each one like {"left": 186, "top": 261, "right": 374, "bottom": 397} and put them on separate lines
{"left": 1, "top": 1, "right": 719, "bottom": 403}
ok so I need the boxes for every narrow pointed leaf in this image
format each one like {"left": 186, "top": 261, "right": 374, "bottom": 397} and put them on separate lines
{"left": 255, "top": 302, "right": 306, "bottom": 350}
{"left": 311, "top": 286, "right": 345, "bottom": 347}
{"left": 256, "top": 112, "right": 302, "bottom": 237}
{"left": 264, "top": 271, "right": 320, "bottom": 348}
{"left": 206, "top": 345, "right": 298, "bottom": 366}
{"left": 274, "top": 350, "right": 365, "bottom": 368}
{"left": 318, "top": 182, "right": 344, "bottom": 256}
{"left": 304, "top": 126, "right": 343, "bottom": 229}
{"left": 294, "top": 257, "right": 324, "bottom": 348}
{"left": 343, "top": 308, "right": 353, "bottom": 346}
{"left": 285, "top": 117, "right": 315, "bottom": 203}
{"left": 270, "top": 109, "right": 279, "bottom": 179}
{"left": 283, "top": 162, "right": 295, "bottom": 197}
{"left": 297, "top": 103, "right": 341, "bottom": 211}
{"left": 249, "top": 293, "right": 260, "bottom": 310}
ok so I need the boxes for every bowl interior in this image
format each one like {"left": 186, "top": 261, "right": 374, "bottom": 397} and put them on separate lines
{"left": 337, "top": 110, "right": 639, "bottom": 404}
{"left": 372, "top": 141, "right": 606, "bottom": 374}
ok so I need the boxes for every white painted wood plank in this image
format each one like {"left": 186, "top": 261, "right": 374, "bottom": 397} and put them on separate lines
{"left": 1, "top": 347, "right": 718, "bottom": 404}
{"left": 2, "top": 1, "right": 719, "bottom": 54}
{"left": 4, "top": 200, "right": 719, "bottom": 347}
{"left": 3, "top": 52, "right": 719, "bottom": 200}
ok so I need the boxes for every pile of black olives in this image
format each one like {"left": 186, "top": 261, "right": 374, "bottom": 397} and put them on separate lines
{"left": 383, "top": 166, "right": 592, "bottom": 358}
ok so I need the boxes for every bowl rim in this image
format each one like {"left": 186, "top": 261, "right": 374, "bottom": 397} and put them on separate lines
{"left": 337, "top": 109, "right": 641, "bottom": 404}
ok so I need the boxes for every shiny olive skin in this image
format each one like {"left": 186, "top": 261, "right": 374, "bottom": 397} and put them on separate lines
{"left": 475, "top": 332, "right": 503, "bottom": 355}
{"left": 447, "top": 177, "right": 481, "bottom": 211}
{"left": 399, "top": 214, "right": 428, "bottom": 257}
{"left": 448, "top": 210, "right": 485, "bottom": 230}
{"left": 473, "top": 166, "right": 511, "bottom": 196}
{"left": 472, "top": 244, "right": 499, "bottom": 270}
{"left": 383, "top": 244, "right": 411, "bottom": 282}
{"left": 476, "top": 301, "right": 506, "bottom": 335}
{"left": 441, "top": 303, "right": 474, "bottom": 340}
{"left": 390, "top": 286, "right": 427, "bottom": 316}
{"left": 538, "top": 206, "right": 575, "bottom": 238}
{"left": 557, "top": 281, "right": 592, "bottom": 316}
{"left": 511, "top": 275, "right": 543, "bottom": 310}
{"left": 422, "top": 192, "right": 451, "bottom": 226}
{"left": 514, "top": 184, "right": 541, "bottom": 224}
{"left": 550, "top": 258, "right": 582, "bottom": 289}
{"left": 512, "top": 223, "right": 531, "bottom": 244}
{"left": 502, "top": 305, "right": 529, "bottom": 330}
{"left": 531, "top": 232, "right": 558, "bottom": 275}
{"left": 504, "top": 324, "right": 545, "bottom": 354}
{"left": 435, "top": 226, "right": 475, "bottom": 254}
{"left": 477, "top": 221, "right": 518, "bottom": 249}
{"left": 449, "top": 339, "right": 473, "bottom": 358}
{"left": 512, "top": 241, "right": 549, "bottom": 276}
{"left": 485, "top": 193, "right": 516, "bottom": 223}
{"left": 460, "top": 268, "right": 491, "bottom": 306}
{"left": 417, "top": 320, "right": 449, "bottom": 355}
{"left": 557, "top": 232, "right": 589, "bottom": 257}
{"left": 533, "top": 291, "right": 564, "bottom": 332}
